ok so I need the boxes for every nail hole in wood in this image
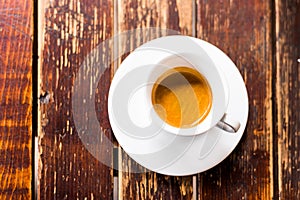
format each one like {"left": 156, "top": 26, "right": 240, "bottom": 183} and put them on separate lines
{"left": 39, "top": 91, "right": 51, "bottom": 104}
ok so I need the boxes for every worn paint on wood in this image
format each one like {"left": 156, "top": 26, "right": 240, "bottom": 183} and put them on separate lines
{"left": 196, "top": 0, "right": 273, "bottom": 199}
{"left": 116, "top": 0, "right": 194, "bottom": 199}
{"left": 38, "top": 0, "right": 113, "bottom": 199}
{"left": 0, "top": 0, "right": 32, "bottom": 199}
{"left": 34, "top": 0, "right": 300, "bottom": 199}
{"left": 275, "top": 0, "right": 300, "bottom": 199}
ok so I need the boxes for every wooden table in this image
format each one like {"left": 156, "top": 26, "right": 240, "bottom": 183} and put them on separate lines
{"left": 0, "top": 0, "right": 299, "bottom": 199}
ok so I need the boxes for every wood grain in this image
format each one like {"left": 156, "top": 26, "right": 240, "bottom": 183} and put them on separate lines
{"left": 275, "top": 0, "right": 300, "bottom": 199}
{"left": 116, "top": 0, "right": 194, "bottom": 199}
{"left": 196, "top": 0, "right": 273, "bottom": 199}
{"left": 35, "top": 0, "right": 300, "bottom": 199}
{"left": 38, "top": 0, "right": 114, "bottom": 199}
{"left": 0, "top": 0, "right": 32, "bottom": 199}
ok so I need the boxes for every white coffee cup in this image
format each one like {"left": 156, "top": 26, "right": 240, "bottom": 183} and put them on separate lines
{"left": 146, "top": 50, "right": 240, "bottom": 136}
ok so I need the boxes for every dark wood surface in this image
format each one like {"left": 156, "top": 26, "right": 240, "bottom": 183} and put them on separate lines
{"left": 196, "top": 0, "right": 273, "bottom": 199}
{"left": 0, "top": 0, "right": 299, "bottom": 199}
{"left": 275, "top": 0, "right": 300, "bottom": 199}
{"left": 0, "top": 0, "right": 32, "bottom": 199}
{"left": 38, "top": 0, "right": 114, "bottom": 199}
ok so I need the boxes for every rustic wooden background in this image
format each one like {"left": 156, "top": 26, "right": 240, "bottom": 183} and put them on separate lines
{"left": 0, "top": 0, "right": 299, "bottom": 199}
{"left": 0, "top": 0, "right": 33, "bottom": 199}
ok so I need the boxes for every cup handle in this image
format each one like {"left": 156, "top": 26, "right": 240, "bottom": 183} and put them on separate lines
{"left": 216, "top": 113, "right": 240, "bottom": 133}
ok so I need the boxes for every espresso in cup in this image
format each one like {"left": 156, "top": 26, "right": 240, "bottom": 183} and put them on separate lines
{"left": 151, "top": 67, "right": 212, "bottom": 128}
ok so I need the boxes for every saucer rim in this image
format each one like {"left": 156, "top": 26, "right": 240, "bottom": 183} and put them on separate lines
{"left": 108, "top": 35, "right": 249, "bottom": 176}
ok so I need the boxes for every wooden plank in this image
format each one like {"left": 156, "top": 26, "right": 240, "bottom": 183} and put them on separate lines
{"left": 38, "top": 0, "right": 114, "bottom": 199}
{"left": 275, "top": 0, "right": 300, "bottom": 198}
{"left": 196, "top": 0, "right": 273, "bottom": 199}
{"left": 116, "top": 0, "right": 194, "bottom": 199}
{"left": 0, "top": 0, "right": 33, "bottom": 199}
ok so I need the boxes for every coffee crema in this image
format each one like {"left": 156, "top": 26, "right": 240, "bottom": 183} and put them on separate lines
{"left": 151, "top": 67, "right": 212, "bottom": 128}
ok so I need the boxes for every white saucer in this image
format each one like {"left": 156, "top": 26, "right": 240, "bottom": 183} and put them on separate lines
{"left": 108, "top": 36, "right": 248, "bottom": 176}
